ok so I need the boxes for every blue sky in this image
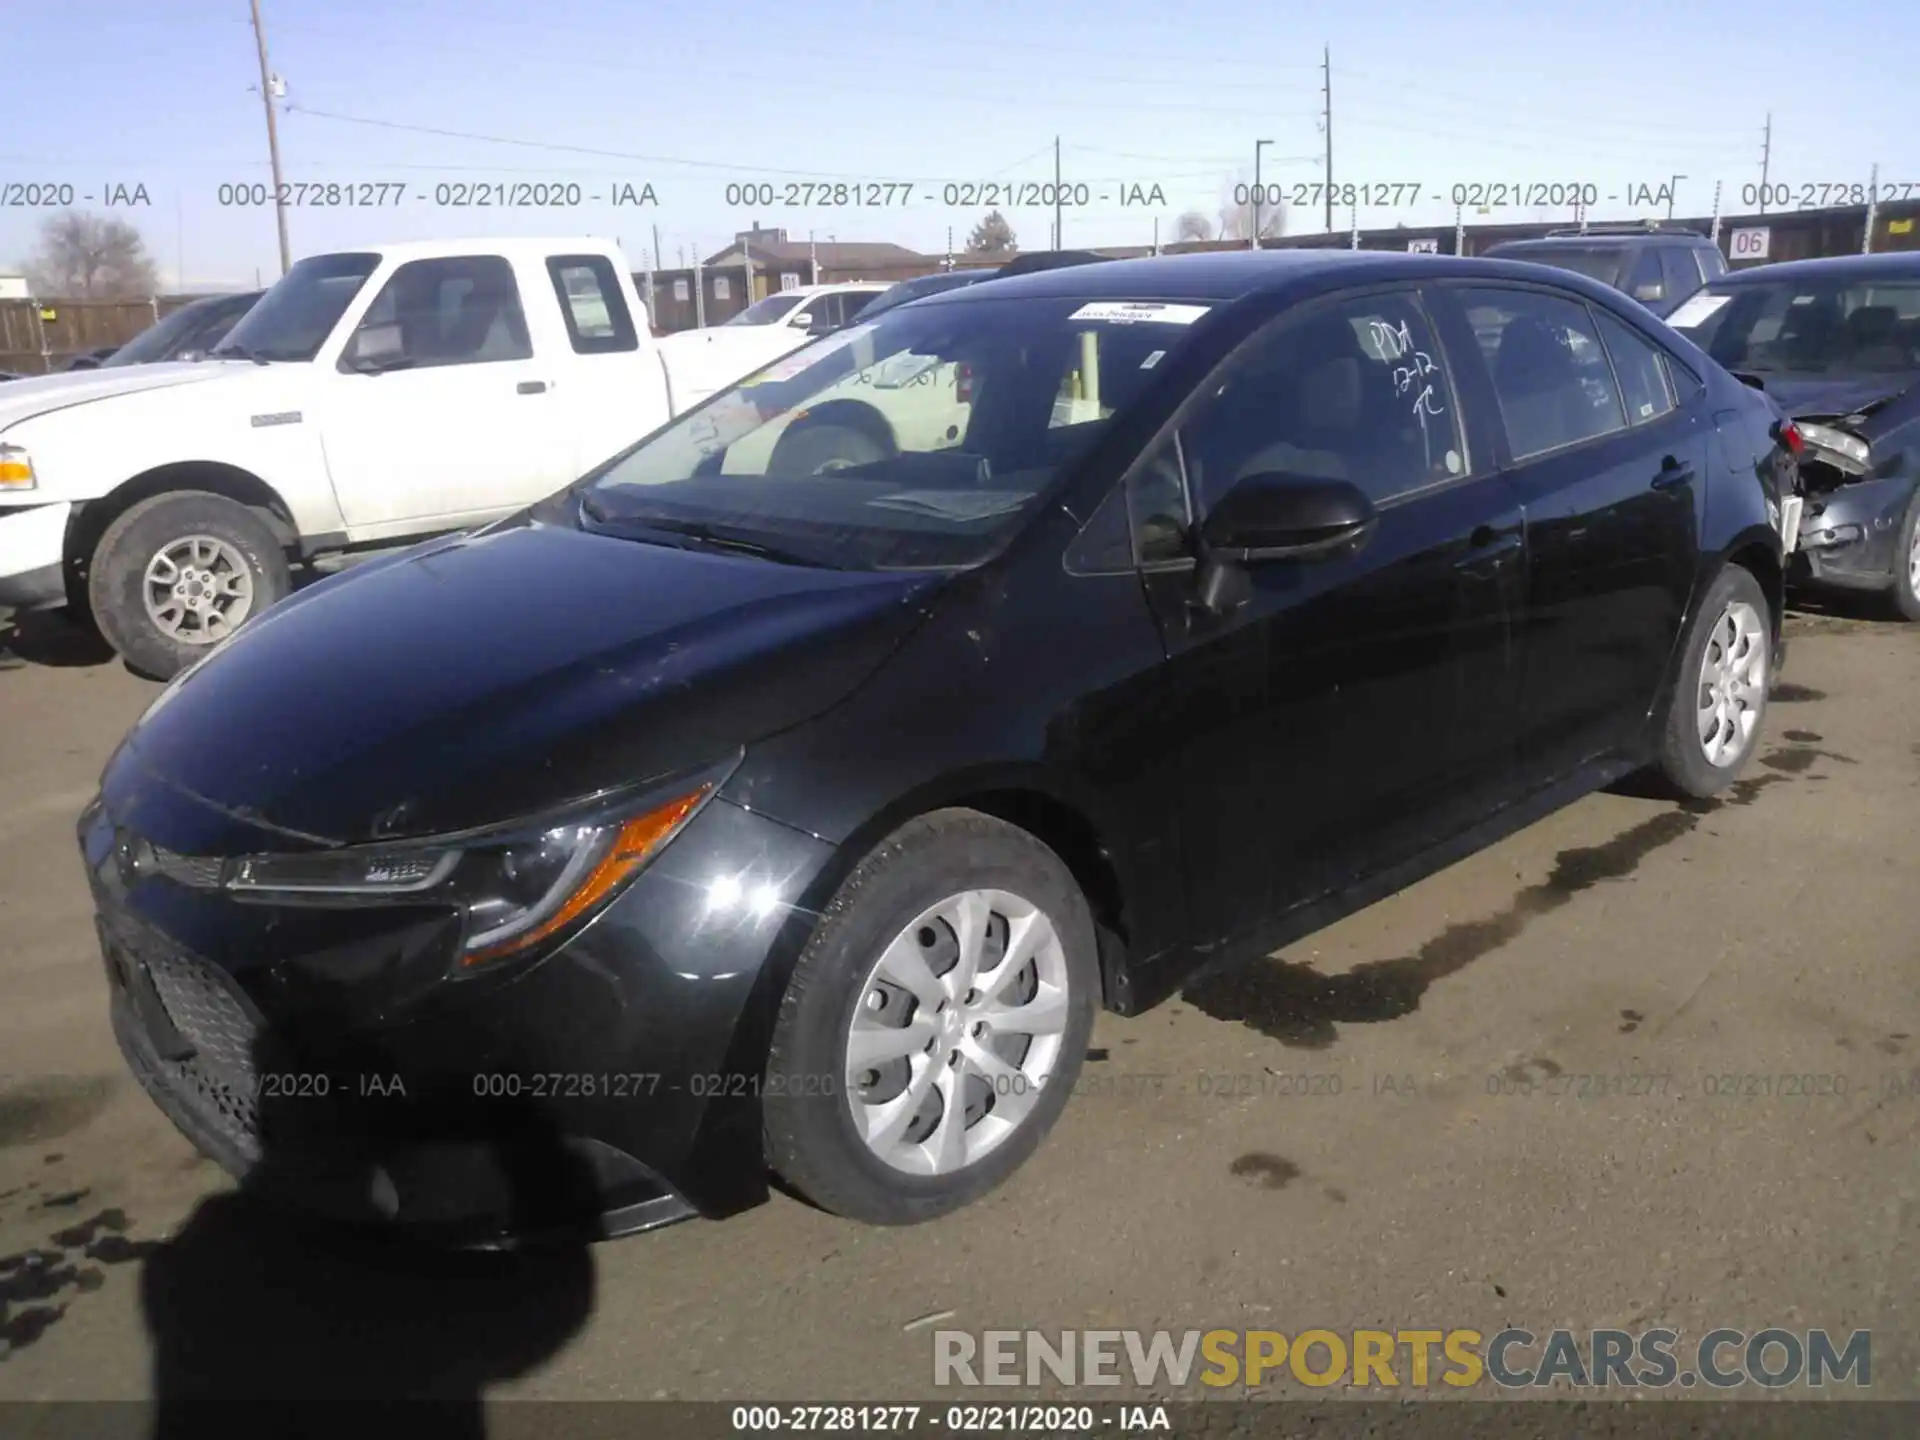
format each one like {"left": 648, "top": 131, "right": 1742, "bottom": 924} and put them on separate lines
{"left": 4, "top": 0, "right": 1914, "bottom": 287}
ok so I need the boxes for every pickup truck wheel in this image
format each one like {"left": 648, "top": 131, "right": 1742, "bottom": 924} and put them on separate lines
{"left": 89, "top": 491, "right": 291, "bottom": 680}
{"left": 770, "top": 422, "right": 889, "bottom": 476}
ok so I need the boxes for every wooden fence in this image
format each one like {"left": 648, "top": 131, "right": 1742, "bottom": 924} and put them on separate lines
{"left": 0, "top": 296, "right": 200, "bottom": 376}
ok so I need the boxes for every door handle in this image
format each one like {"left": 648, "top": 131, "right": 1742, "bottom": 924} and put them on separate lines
{"left": 517, "top": 380, "right": 549, "bottom": 395}
{"left": 1651, "top": 456, "right": 1694, "bottom": 490}
{"left": 1455, "top": 529, "right": 1522, "bottom": 573}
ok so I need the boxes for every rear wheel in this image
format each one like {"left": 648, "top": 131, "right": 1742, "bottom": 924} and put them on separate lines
{"left": 763, "top": 810, "right": 1098, "bottom": 1225}
{"left": 88, "top": 491, "right": 290, "bottom": 679}
{"left": 1654, "top": 564, "right": 1772, "bottom": 797}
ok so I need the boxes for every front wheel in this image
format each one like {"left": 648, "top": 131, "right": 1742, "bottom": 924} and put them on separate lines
{"left": 1889, "top": 489, "right": 1920, "bottom": 622}
{"left": 1653, "top": 564, "right": 1772, "bottom": 797}
{"left": 763, "top": 810, "right": 1099, "bottom": 1225}
{"left": 88, "top": 491, "right": 291, "bottom": 679}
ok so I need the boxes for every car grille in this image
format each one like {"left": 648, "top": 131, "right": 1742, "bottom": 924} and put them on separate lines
{"left": 112, "top": 917, "right": 266, "bottom": 1164}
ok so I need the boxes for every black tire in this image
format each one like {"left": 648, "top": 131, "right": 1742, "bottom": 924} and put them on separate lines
{"left": 769, "top": 420, "right": 889, "bottom": 475}
{"left": 763, "top": 809, "right": 1099, "bottom": 1225}
{"left": 1654, "top": 564, "right": 1773, "bottom": 798}
{"left": 88, "top": 490, "right": 291, "bottom": 680}
{"left": 1888, "top": 489, "right": 1920, "bottom": 622}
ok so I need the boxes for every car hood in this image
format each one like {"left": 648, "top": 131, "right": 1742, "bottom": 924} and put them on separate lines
{"left": 0, "top": 361, "right": 238, "bottom": 434}
{"left": 1753, "top": 372, "right": 1917, "bottom": 421}
{"left": 104, "top": 517, "right": 941, "bottom": 850}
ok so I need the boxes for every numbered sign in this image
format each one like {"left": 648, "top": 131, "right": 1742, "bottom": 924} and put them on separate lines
{"left": 1405, "top": 238, "right": 1440, "bottom": 254}
{"left": 780, "top": 272, "right": 800, "bottom": 291}
{"left": 714, "top": 275, "right": 731, "bottom": 301}
{"left": 1730, "top": 227, "right": 1771, "bottom": 261}
{"left": 673, "top": 279, "right": 689, "bottom": 302}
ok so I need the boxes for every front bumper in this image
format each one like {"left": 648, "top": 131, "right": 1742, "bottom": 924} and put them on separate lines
{"left": 1786, "top": 475, "right": 1914, "bottom": 593}
{"left": 82, "top": 785, "right": 838, "bottom": 1244}
{"left": 0, "top": 501, "right": 71, "bottom": 610}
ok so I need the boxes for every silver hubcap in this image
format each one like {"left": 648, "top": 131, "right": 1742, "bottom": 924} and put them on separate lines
{"left": 1697, "top": 599, "right": 1768, "bottom": 767}
{"left": 1907, "top": 521, "right": 1920, "bottom": 598}
{"left": 845, "top": 889, "right": 1071, "bottom": 1176}
{"left": 143, "top": 535, "right": 255, "bottom": 645}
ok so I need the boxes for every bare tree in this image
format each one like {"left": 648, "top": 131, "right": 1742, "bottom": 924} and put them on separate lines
{"left": 1174, "top": 210, "right": 1214, "bottom": 243}
{"left": 1215, "top": 174, "right": 1287, "bottom": 243}
{"left": 965, "top": 210, "right": 1018, "bottom": 258}
{"left": 22, "top": 211, "right": 160, "bottom": 298}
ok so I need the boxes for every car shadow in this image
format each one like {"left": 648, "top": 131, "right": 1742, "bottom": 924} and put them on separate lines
{"left": 136, "top": 1041, "right": 599, "bottom": 1436}
{"left": 0, "top": 559, "right": 347, "bottom": 678}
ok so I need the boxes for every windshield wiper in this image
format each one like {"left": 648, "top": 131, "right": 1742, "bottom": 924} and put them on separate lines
{"left": 210, "top": 342, "right": 271, "bottom": 366}
{"left": 577, "top": 497, "right": 830, "bottom": 568}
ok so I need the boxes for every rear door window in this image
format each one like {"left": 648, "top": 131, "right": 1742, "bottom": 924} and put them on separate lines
{"left": 546, "top": 254, "right": 638, "bottom": 354}
{"left": 1659, "top": 248, "right": 1703, "bottom": 306}
{"left": 1458, "top": 287, "right": 1628, "bottom": 461}
{"left": 1625, "top": 249, "right": 1666, "bottom": 306}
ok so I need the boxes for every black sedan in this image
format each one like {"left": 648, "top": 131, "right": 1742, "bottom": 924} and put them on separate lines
{"left": 1666, "top": 251, "right": 1920, "bottom": 619}
{"left": 82, "top": 250, "right": 1794, "bottom": 1240}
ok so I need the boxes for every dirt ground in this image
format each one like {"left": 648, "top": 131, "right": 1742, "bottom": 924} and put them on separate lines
{"left": 1, "top": 598, "right": 1915, "bottom": 1416}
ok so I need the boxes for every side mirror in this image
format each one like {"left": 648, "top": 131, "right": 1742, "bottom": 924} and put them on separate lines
{"left": 340, "top": 322, "right": 408, "bottom": 373}
{"left": 805, "top": 314, "right": 837, "bottom": 337}
{"left": 1199, "top": 472, "right": 1378, "bottom": 562}
{"left": 1191, "top": 472, "right": 1376, "bottom": 617}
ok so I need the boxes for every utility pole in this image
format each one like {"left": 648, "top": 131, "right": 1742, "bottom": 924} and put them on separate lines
{"left": 1321, "top": 46, "right": 1334, "bottom": 233}
{"left": 1865, "top": 163, "right": 1880, "bottom": 254}
{"left": 1053, "top": 136, "right": 1063, "bottom": 250}
{"left": 651, "top": 222, "right": 663, "bottom": 277}
{"left": 1252, "top": 139, "right": 1273, "bottom": 249}
{"left": 1757, "top": 113, "right": 1772, "bottom": 215}
{"left": 248, "top": 0, "right": 291, "bottom": 276}
{"left": 945, "top": 226, "right": 954, "bottom": 271}
{"left": 1152, "top": 215, "right": 1160, "bottom": 256}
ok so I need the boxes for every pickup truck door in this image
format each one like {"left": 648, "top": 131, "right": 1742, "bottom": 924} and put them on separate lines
{"left": 539, "top": 251, "right": 667, "bottom": 475}
{"left": 318, "top": 252, "right": 576, "bottom": 537}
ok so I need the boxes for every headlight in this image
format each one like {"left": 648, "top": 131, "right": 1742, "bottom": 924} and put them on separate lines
{"left": 0, "top": 442, "right": 35, "bottom": 491}
{"left": 214, "top": 780, "right": 717, "bottom": 965}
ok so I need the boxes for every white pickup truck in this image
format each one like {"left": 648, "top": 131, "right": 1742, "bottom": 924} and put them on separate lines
{"left": 0, "top": 236, "right": 781, "bottom": 677}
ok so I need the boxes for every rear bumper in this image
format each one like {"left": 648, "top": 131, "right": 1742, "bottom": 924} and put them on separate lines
{"left": 0, "top": 502, "right": 71, "bottom": 610}
{"left": 83, "top": 787, "right": 839, "bottom": 1245}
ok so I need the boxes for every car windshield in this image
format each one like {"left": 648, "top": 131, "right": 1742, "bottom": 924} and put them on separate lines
{"left": 579, "top": 294, "right": 1212, "bottom": 570}
{"left": 1494, "top": 245, "right": 1628, "bottom": 288}
{"left": 101, "top": 302, "right": 215, "bottom": 367}
{"left": 724, "top": 293, "right": 806, "bottom": 327}
{"left": 1669, "top": 276, "right": 1920, "bottom": 376}
{"left": 213, "top": 253, "right": 380, "bottom": 362}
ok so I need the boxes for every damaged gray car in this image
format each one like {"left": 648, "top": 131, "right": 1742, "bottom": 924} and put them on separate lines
{"left": 1668, "top": 252, "right": 1920, "bottom": 619}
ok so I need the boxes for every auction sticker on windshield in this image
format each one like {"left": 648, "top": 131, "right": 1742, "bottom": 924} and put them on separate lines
{"left": 1069, "top": 301, "right": 1211, "bottom": 326}
{"left": 1665, "top": 292, "right": 1732, "bottom": 330}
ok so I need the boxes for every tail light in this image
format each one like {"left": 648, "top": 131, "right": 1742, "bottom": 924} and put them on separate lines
{"left": 955, "top": 362, "right": 974, "bottom": 403}
{"left": 1773, "top": 418, "right": 1805, "bottom": 457}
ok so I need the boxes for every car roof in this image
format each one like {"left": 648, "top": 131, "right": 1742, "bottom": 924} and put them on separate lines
{"left": 909, "top": 248, "right": 1646, "bottom": 312}
{"left": 779, "top": 281, "right": 889, "bottom": 296}
{"left": 914, "top": 248, "right": 1433, "bottom": 305}
{"left": 357, "top": 236, "right": 620, "bottom": 263}
{"left": 1709, "top": 251, "right": 1920, "bottom": 285}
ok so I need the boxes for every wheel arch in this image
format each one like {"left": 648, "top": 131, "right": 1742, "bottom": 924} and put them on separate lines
{"left": 784, "top": 398, "right": 899, "bottom": 455}
{"left": 786, "top": 764, "right": 1137, "bottom": 1013}
{"left": 63, "top": 461, "right": 301, "bottom": 608}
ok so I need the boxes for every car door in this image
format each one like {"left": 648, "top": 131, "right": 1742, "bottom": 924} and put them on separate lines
{"left": 319, "top": 253, "right": 573, "bottom": 536}
{"left": 1127, "top": 285, "right": 1526, "bottom": 944}
{"left": 1438, "top": 283, "right": 1708, "bottom": 786}
{"left": 542, "top": 252, "right": 656, "bottom": 474}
